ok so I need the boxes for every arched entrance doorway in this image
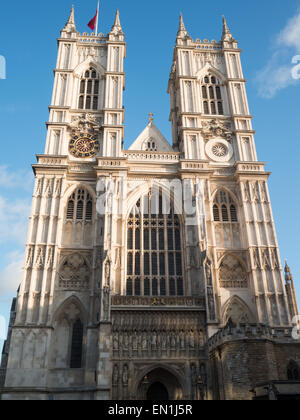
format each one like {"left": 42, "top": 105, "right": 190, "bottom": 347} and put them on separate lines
{"left": 147, "top": 382, "right": 169, "bottom": 401}
{"left": 137, "top": 367, "right": 183, "bottom": 400}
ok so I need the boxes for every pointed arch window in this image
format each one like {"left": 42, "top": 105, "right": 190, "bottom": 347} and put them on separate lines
{"left": 213, "top": 190, "right": 238, "bottom": 223}
{"left": 70, "top": 319, "right": 84, "bottom": 369}
{"left": 78, "top": 67, "right": 100, "bottom": 110}
{"left": 66, "top": 188, "right": 94, "bottom": 223}
{"left": 126, "top": 189, "right": 184, "bottom": 297}
{"left": 213, "top": 190, "right": 240, "bottom": 249}
{"left": 201, "top": 75, "right": 224, "bottom": 116}
{"left": 144, "top": 138, "right": 157, "bottom": 152}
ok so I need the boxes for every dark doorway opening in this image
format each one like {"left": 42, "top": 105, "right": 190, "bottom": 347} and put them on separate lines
{"left": 147, "top": 382, "right": 169, "bottom": 401}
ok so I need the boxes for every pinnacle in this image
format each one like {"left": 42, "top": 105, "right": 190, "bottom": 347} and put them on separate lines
{"left": 177, "top": 12, "right": 188, "bottom": 39}
{"left": 63, "top": 5, "right": 76, "bottom": 31}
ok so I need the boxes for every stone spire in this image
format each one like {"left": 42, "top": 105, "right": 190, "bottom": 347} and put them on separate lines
{"left": 62, "top": 5, "right": 77, "bottom": 33}
{"left": 177, "top": 13, "right": 188, "bottom": 40}
{"left": 285, "top": 260, "right": 294, "bottom": 284}
{"left": 222, "top": 15, "right": 234, "bottom": 42}
{"left": 109, "top": 9, "right": 124, "bottom": 40}
{"left": 285, "top": 260, "right": 299, "bottom": 319}
{"left": 111, "top": 10, "right": 123, "bottom": 33}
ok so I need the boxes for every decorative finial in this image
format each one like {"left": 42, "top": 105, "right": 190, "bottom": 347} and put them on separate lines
{"left": 110, "top": 9, "right": 124, "bottom": 36}
{"left": 63, "top": 5, "right": 76, "bottom": 32}
{"left": 222, "top": 15, "right": 234, "bottom": 42}
{"left": 148, "top": 112, "right": 154, "bottom": 123}
{"left": 177, "top": 12, "right": 188, "bottom": 39}
{"left": 114, "top": 9, "right": 121, "bottom": 27}
{"left": 285, "top": 260, "right": 293, "bottom": 283}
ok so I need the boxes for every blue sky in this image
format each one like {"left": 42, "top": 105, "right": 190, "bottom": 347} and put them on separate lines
{"left": 0, "top": 0, "right": 300, "bottom": 349}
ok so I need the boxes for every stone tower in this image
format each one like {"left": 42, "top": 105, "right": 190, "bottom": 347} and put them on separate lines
{"left": 1, "top": 9, "right": 299, "bottom": 401}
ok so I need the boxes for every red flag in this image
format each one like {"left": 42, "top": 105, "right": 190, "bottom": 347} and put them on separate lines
{"left": 88, "top": 10, "right": 98, "bottom": 31}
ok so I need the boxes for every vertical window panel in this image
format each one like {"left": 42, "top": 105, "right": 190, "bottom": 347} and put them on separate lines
{"left": 67, "top": 200, "right": 74, "bottom": 220}
{"left": 126, "top": 278, "right": 133, "bottom": 296}
{"left": 126, "top": 191, "right": 184, "bottom": 297}
{"left": 151, "top": 229, "right": 157, "bottom": 250}
{"left": 144, "top": 253, "right": 150, "bottom": 275}
{"left": 127, "top": 229, "right": 133, "bottom": 249}
{"left": 159, "top": 253, "right": 165, "bottom": 276}
{"left": 213, "top": 205, "right": 220, "bottom": 222}
{"left": 144, "top": 278, "right": 150, "bottom": 296}
{"left": 204, "top": 101, "right": 209, "bottom": 114}
{"left": 175, "top": 229, "right": 181, "bottom": 250}
{"left": 230, "top": 205, "right": 238, "bottom": 222}
{"left": 222, "top": 205, "right": 229, "bottom": 222}
{"left": 76, "top": 201, "right": 84, "bottom": 220}
{"left": 85, "top": 96, "right": 91, "bottom": 110}
{"left": 159, "top": 229, "right": 164, "bottom": 250}
{"left": 135, "top": 253, "right": 140, "bottom": 275}
{"left": 160, "top": 278, "right": 166, "bottom": 296}
{"left": 152, "top": 278, "right": 158, "bottom": 296}
{"left": 134, "top": 278, "right": 141, "bottom": 296}
{"left": 70, "top": 319, "right": 83, "bottom": 369}
{"left": 144, "top": 229, "right": 149, "bottom": 250}
{"left": 168, "top": 253, "right": 175, "bottom": 276}
{"left": 169, "top": 278, "right": 176, "bottom": 296}
{"left": 135, "top": 228, "right": 140, "bottom": 249}
{"left": 177, "top": 278, "right": 184, "bottom": 296}
{"left": 127, "top": 253, "right": 133, "bottom": 275}
{"left": 176, "top": 253, "right": 182, "bottom": 276}
{"left": 168, "top": 229, "right": 174, "bottom": 250}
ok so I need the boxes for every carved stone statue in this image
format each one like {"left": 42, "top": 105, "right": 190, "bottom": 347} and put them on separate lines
{"left": 122, "top": 364, "right": 129, "bottom": 386}
{"left": 102, "top": 286, "right": 110, "bottom": 321}
{"left": 113, "top": 364, "right": 119, "bottom": 386}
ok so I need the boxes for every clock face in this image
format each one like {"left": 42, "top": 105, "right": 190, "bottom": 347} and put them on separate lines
{"left": 69, "top": 133, "right": 100, "bottom": 158}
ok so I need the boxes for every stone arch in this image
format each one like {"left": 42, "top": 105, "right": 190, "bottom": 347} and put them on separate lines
{"left": 57, "top": 253, "right": 91, "bottom": 291}
{"left": 61, "top": 183, "right": 96, "bottom": 247}
{"left": 134, "top": 365, "right": 184, "bottom": 400}
{"left": 124, "top": 182, "right": 186, "bottom": 297}
{"left": 73, "top": 59, "right": 105, "bottom": 79}
{"left": 222, "top": 295, "right": 255, "bottom": 326}
{"left": 50, "top": 296, "right": 88, "bottom": 369}
{"left": 196, "top": 63, "right": 226, "bottom": 83}
{"left": 62, "top": 182, "right": 97, "bottom": 210}
{"left": 126, "top": 179, "right": 184, "bottom": 222}
{"left": 211, "top": 186, "right": 240, "bottom": 207}
{"left": 218, "top": 254, "right": 248, "bottom": 289}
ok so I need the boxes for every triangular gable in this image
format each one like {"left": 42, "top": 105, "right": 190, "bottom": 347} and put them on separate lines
{"left": 128, "top": 121, "right": 173, "bottom": 152}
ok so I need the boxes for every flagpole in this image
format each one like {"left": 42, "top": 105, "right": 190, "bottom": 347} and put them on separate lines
{"left": 95, "top": 0, "right": 100, "bottom": 36}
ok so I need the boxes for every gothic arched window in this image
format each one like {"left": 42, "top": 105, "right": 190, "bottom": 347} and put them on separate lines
{"left": 201, "top": 75, "right": 224, "bottom": 116}
{"left": 78, "top": 67, "right": 100, "bottom": 110}
{"left": 126, "top": 189, "right": 184, "bottom": 297}
{"left": 213, "top": 190, "right": 240, "bottom": 249}
{"left": 213, "top": 190, "right": 238, "bottom": 223}
{"left": 66, "top": 188, "right": 93, "bottom": 223}
{"left": 143, "top": 139, "right": 157, "bottom": 152}
{"left": 287, "top": 361, "right": 300, "bottom": 381}
{"left": 70, "top": 319, "right": 84, "bottom": 369}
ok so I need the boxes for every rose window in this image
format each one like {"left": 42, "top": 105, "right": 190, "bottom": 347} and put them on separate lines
{"left": 212, "top": 143, "right": 227, "bottom": 157}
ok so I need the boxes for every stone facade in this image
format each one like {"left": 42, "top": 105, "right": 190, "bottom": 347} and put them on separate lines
{"left": 0, "top": 8, "right": 299, "bottom": 400}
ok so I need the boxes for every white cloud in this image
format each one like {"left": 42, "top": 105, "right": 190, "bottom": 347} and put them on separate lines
{"left": 0, "top": 251, "right": 23, "bottom": 296}
{"left": 277, "top": 11, "right": 300, "bottom": 52}
{"left": 0, "top": 165, "right": 33, "bottom": 191}
{"left": 256, "top": 9, "right": 300, "bottom": 98}
{"left": 0, "top": 195, "right": 31, "bottom": 245}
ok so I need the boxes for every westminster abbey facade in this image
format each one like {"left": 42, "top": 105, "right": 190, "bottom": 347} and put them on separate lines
{"left": 1, "top": 7, "right": 300, "bottom": 400}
